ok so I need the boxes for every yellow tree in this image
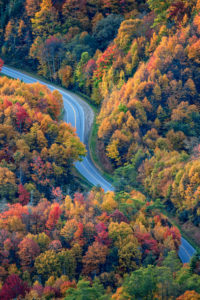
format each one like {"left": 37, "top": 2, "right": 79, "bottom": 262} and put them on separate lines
{"left": 25, "top": 0, "right": 41, "bottom": 17}
{"left": 58, "top": 66, "right": 73, "bottom": 89}
{"left": 31, "top": 0, "right": 59, "bottom": 37}
{"left": 34, "top": 250, "right": 61, "bottom": 280}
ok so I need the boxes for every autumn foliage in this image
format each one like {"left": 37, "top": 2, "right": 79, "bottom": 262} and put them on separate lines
{"left": 0, "top": 77, "right": 85, "bottom": 203}
{"left": 0, "top": 187, "right": 195, "bottom": 299}
{"left": 1, "top": 0, "right": 200, "bottom": 298}
{"left": 0, "top": 59, "right": 3, "bottom": 72}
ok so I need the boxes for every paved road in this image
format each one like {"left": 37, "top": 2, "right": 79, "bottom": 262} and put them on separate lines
{"left": 178, "top": 237, "right": 196, "bottom": 264}
{"left": 1, "top": 66, "right": 113, "bottom": 192}
{"left": 1, "top": 66, "right": 196, "bottom": 263}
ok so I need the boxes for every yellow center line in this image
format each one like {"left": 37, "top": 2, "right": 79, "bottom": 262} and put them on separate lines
{"left": 67, "top": 98, "right": 106, "bottom": 186}
{"left": 64, "top": 97, "right": 99, "bottom": 183}
{"left": 63, "top": 96, "right": 77, "bottom": 128}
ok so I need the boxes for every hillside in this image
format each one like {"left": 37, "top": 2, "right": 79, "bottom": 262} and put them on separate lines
{"left": 0, "top": 74, "right": 86, "bottom": 204}
{"left": 1, "top": 1, "right": 200, "bottom": 226}
{"left": 0, "top": 0, "right": 200, "bottom": 299}
{"left": 0, "top": 187, "right": 193, "bottom": 299}
{"left": 0, "top": 76, "right": 198, "bottom": 300}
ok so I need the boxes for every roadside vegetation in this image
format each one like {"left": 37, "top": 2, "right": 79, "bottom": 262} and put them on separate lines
{"left": 0, "top": 0, "right": 200, "bottom": 298}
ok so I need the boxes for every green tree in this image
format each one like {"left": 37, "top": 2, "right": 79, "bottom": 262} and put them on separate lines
{"left": 31, "top": 0, "right": 59, "bottom": 37}
{"left": 58, "top": 249, "right": 76, "bottom": 279}
{"left": 155, "top": 266, "right": 178, "bottom": 299}
{"left": 176, "top": 267, "right": 200, "bottom": 295}
{"left": 74, "top": 52, "right": 90, "bottom": 92}
{"left": 147, "top": 0, "right": 172, "bottom": 27}
{"left": 162, "top": 251, "right": 181, "bottom": 273}
{"left": 65, "top": 280, "right": 107, "bottom": 300}
{"left": 113, "top": 149, "right": 146, "bottom": 192}
{"left": 123, "top": 265, "right": 157, "bottom": 299}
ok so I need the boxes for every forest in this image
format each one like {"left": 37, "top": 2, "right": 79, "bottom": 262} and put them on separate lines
{"left": 0, "top": 0, "right": 200, "bottom": 299}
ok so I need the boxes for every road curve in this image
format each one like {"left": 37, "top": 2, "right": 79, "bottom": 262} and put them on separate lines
{"left": 1, "top": 66, "right": 113, "bottom": 192}
{"left": 1, "top": 66, "right": 196, "bottom": 263}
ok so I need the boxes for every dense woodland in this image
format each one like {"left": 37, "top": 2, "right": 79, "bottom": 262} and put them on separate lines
{"left": 0, "top": 75, "right": 86, "bottom": 204}
{"left": 1, "top": 0, "right": 200, "bottom": 227}
{"left": 1, "top": 0, "right": 200, "bottom": 299}
{"left": 1, "top": 178, "right": 200, "bottom": 299}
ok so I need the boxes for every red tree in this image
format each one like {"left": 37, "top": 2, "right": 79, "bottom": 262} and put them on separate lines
{"left": 46, "top": 203, "right": 62, "bottom": 230}
{"left": 18, "top": 184, "right": 30, "bottom": 206}
{"left": 135, "top": 232, "right": 159, "bottom": 256}
{"left": 48, "top": 240, "right": 62, "bottom": 252}
{"left": 14, "top": 103, "right": 30, "bottom": 132}
{"left": 0, "top": 58, "right": 3, "bottom": 72}
{"left": 110, "top": 209, "right": 128, "bottom": 223}
{"left": 3, "top": 98, "right": 12, "bottom": 109}
{"left": 52, "top": 187, "right": 64, "bottom": 203}
{"left": 0, "top": 274, "right": 29, "bottom": 300}
{"left": 84, "top": 59, "right": 97, "bottom": 77}
{"left": 18, "top": 237, "right": 40, "bottom": 269}
{"left": 31, "top": 156, "right": 52, "bottom": 186}
{"left": 168, "top": 1, "right": 187, "bottom": 24}
{"left": 74, "top": 192, "right": 84, "bottom": 205}
{"left": 95, "top": 222, "right": 111, "bottom": 246}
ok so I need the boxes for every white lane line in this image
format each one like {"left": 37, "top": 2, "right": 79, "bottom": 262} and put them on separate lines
{"left": 84, "top": 156, "right": 113, "bottom": 188}
{"left": 62, "top": 96, "right": 77, "bottom": 129}
{"left": 79, "top": 162, "right": 110, "bottom": 190}
{"left": 179, "top": 245, "right": 191, "bottom": 261}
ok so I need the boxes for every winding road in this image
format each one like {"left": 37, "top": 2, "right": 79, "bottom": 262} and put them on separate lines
{"left": 1, "top": 66, "right": 113, "bottom": 192}
{"left": 1, "top": 66, "right": 196, "bottom": 263}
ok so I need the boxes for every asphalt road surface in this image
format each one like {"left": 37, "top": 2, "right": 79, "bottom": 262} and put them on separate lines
{"left": 178, "top": 237, "right": 196, "bottom": 264}
{"left": 1, "top": 66, "right": 196, "bottom": 263}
